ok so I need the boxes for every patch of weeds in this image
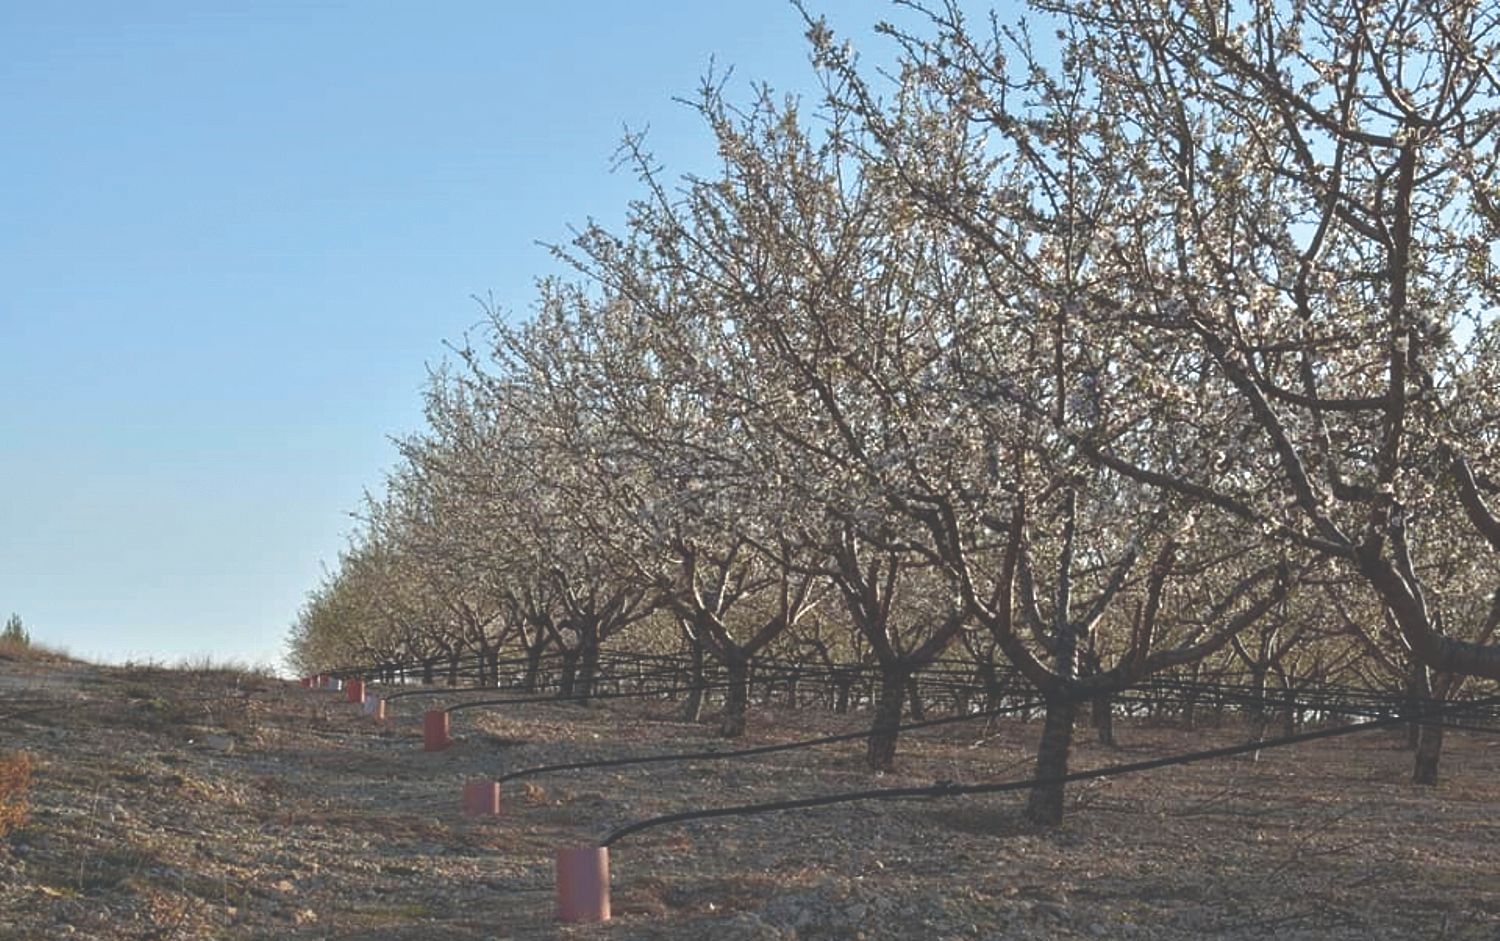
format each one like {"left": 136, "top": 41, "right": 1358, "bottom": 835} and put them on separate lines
{"left": 171, "top": 654, "right": 277, "bottom": 686}
{"left": 0, "top": 638, "right": 74, "bottom": 663}
{"left": 0, "top": 750, "right": 33, "bottom": 836}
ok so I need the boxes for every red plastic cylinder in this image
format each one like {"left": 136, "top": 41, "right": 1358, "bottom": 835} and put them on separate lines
{"left": 423, "top": 709, "right": 451, "bottom": 751}
{"left": 300, "top": 677, "right": 312, "bottom": 688}
{"left": 462, "top": 780, "right": 501, "bottom": 816}
{"left": 556, "top": 846, "right": 610, "bottom": 923}
{"left": 345, "top": 679, "right": 365, "bottom": 703}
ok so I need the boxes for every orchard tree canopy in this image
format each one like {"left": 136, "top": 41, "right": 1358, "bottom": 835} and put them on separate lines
{"left": 288, "top": 0, "right": 1500, "bottom": 824}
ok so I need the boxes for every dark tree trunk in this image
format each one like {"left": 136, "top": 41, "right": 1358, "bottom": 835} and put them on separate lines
{"left": 1182, "top": 665, "right": 1201, "bottom": 730}
{"left": 446, "top": 655, "right": 460, "bottom": 687}
{"left": 905, "top": 676, "right": 926, "bottom": 722}
{"left": 576, "top": 637, "right": 600, "bottom": 702}
{"left": 1279, "top": 684, "right": 1298, "bottom": 739}
{"left": 1248, "top": 665, "right": 1269, "bottom": 758}
{"left": 1025, "top": 696, "right": 1077, "bottom": 827}
{"left": 867, "top": 668, "right": 908, "bottom": 771}
{"left": 720, "top": 654, "right": 750, "bottom": 737}
{"left": 523, "top": 643, "right": 545, "bottom": 693}
{"left": 558, "top": 648, "right": 580, "bottom": 699}
{"left": 1091, "top": 693, "right": 1116, "bottom": 747}
{"left": 977, "top": 659, "right": 1003, "bottom": 711}
{"left": 834, "top": 675, "right": 853, "bottom": 715}
{"left": 953, "top": 686, "right": 971, "bottom": 715}
{"left": 576, "top": 648, "right": 594, "bottom": 699}
{"left": 1413, "top": 716, "right": 1444, "bottom": 785}
{"left": 422, "top": 658, "right": 436, "bottom": 685}
{"left": 1404, "top": 660, "right": 1429, "bottom": 749}
{"left": 681, "top": 637, "right": 706, "bottom": 723}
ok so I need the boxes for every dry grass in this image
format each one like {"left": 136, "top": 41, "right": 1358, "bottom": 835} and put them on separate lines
{"left": 0, "top": 751, "right": 33, "bottom": 837}
{"left": 118, "top": 654, "right": 276, "bottom": 683}
{"left": 2, "top": 662, "right": 1498, "bottom": 940}
{"left": 0, "top": 637, "right": 73, "bottom": 664}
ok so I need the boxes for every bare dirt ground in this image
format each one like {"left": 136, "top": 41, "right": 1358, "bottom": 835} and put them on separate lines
{"left": 2, "top": 656, "right": 1498, "bottom": 940}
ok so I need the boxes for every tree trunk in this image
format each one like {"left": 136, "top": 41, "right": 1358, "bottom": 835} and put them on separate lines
{"left": 1091, "top": 693, "right": 1116, "bottom": 747}
{"left": 1413, "top": 716, "right": 1444, "bottom": 785}
{"left": 1279, "top": 683, "right": 1297, "bottom": 739}
{"left": 1025, "top": 696, "right": 1077, "bottom": 827}
{"left": 446, "top": 655, "right": 461, "bottom": 687}
{"left": 1182, "top": 665, "right": 1200, "bottom": 730}
{"left": 522, "top": 643, "right": 545, "bottom": 693}
{"left": 1248, "top": 665, "right": 1268, "bottom": 758}
{"left": 905, "top": 676, "right": 926, "bottom": 722}
{"left": 977, "top": 659, "right": 1003, "bottom": 711}
{"left": 575, "top": 627, "right": 600, "bottom": 703}
{"left": 720, "top": 654, "right": 750, "bottom": 737}
{"left": 954, "top": 686, "right": 971, "bottom": 715}
{"left": 867, "top": 668, "right": 908, "bottom": 772}
{"left": 558, "top": 648, "right": 580, "bottom": 699}
{"left": 681, "top": 637, "right": 705, "bottom": 723}
{"left": 422, "top": 658, "right": 436, "bottom": 685}
{"left": 834, "top": 675, "right": 853, "bottom": 715}
{"left": 1404, "top": 660, "right": 1430, "bottom": 749}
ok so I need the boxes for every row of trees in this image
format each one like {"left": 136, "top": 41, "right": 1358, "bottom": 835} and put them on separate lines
{"left": 288, "top": 0, "right": 1500, "bottom": 824}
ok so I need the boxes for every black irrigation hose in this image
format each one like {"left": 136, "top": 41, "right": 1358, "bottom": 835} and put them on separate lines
{"left": 599, "top": 694, "right": 1500, "bottom": 848}
{"left": 339, "top": 647, "right": 827, "bottom": 686}
{"left": 329, "top": 648, "right": 1500, "bottom": 727}
{"left": 381, "top": 670, "right": 677, "bottom": 703}
{"left": 378, "top": 660, "right": 847, "bottom": 703}
{"left": 1341, "top": 716, "right": 1500, "bottom": 737}
{"left": 446, "top": 679, "right": 743, "bottom": 714}
{"left": 494, "top": 696, "right": 1052, "bottom": 785}
{"left": 380, "top": 670, "right": 673, "bottom": 702}
{"left": 378, "top": 663, "right": 688, "bottom": 701}
{"left": 1139, "top": 683, "right": 1500, "bottom": 724}
{"left": 441, "top": 664, "right": 870, "bottom": 714}
{"left": 1102, "top": 687, "right": 1500, "bottom": 734}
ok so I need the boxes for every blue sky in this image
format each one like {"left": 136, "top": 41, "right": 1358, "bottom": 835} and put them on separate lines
{"left": 0, "top": 2, "right": 948, "bottom": 669}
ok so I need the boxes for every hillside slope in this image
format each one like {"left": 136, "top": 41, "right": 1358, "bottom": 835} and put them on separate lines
{"left": 2, "top": 658, "right": 1498, "bottom": 939}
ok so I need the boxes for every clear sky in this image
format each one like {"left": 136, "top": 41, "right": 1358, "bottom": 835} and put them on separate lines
{"left": 2, "top": 1, "right": 959, "bottom": 670}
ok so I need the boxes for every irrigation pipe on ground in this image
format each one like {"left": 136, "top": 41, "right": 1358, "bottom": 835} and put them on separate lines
{"left": 599, "top": 693, "right": 1500, "bottom": 847}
